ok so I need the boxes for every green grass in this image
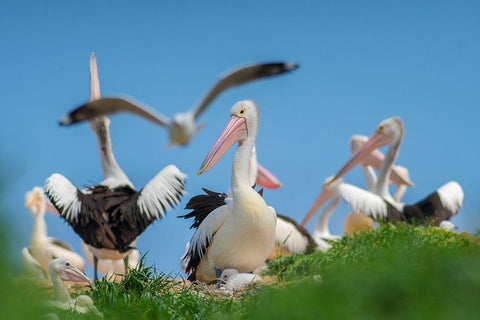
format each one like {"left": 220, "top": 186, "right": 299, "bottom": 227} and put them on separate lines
{"left": 3, "top": 224, "right": 480, "bottom": 319}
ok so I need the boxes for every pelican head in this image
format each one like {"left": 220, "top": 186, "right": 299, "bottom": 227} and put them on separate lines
{"left": 328, "top": 117, "right": 407, "bottom": 186}
{"left": 198, "top": 100, "right": 258, "bottom": 175}
{"left": 25, "top": 187, "right": 46, "bottom": 216}
{"left": 350, "top": 133, "right": 414, "bottom": 187}
{"left": 49, "top": 257, "right": 90, "bottom": 283}
{"left": 218, "top": 269, "right": 239, "bottom": 283}
{"left": 301, "top": 176, "right": 344, "bottom": 226}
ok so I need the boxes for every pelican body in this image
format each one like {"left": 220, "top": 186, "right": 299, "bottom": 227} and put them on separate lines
{"left": 182, "top": 100, "right": 276, "bottom": 282}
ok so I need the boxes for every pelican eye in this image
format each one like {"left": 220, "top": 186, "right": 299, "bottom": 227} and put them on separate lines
{"left": 378, "top": 125, "right": 384, "bottom": 132}
{"left": 65, "top": 262, "right": 70, "bottom": 267}
{"left": 238, "top": 109, "right": 246, "bottom": 116}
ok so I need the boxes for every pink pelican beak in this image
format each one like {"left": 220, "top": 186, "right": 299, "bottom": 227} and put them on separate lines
{"left": 328, "top": 130, "right": 412, "bottom": 186}
{"left": 198, "top": 115, "right": 248, "bottom": 175}
{"left": 60, "top": 263, "right": 91, "bottom": 283}
{"left": 256, "top": 163, "right": 282, "bottom": 189}
{"left": 361, "top": 149, "right": 414, "bottom": 187}
{"left": 301, "top": 186, "right": 335, "bottom": 227}
{"left": 46, "top": 199, "right": 60, "bottom": 215}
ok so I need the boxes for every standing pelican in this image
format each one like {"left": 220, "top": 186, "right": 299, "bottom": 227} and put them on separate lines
{"left": 59, "top": 62, "right": 298, "bottom": 146}
{"left": 24, "top": 187, "right": 85, "bottom": 275}
{"left": 45, "top": 54, "right": 187, "bottom": 280}
{"left": 301, "top": 135, "right": 413, "bottom": 240}
{"left": 46, "top": 257, "right": 102, "bottom": 317}
{"left": 181, "top": 100, "right": 277, "bottom": 282}
{"left": 327, "top": 117, "right": 464, "bottom": 225}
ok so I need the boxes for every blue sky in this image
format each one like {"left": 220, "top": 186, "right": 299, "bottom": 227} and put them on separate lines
{"left": 1, "top": 1, "right": 479, "bottom": 277}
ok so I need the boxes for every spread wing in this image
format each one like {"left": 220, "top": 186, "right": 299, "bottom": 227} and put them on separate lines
{"left": 191, "top": 62, "right": 298, "bottom": 119}
{"left": 136, "top": 165, "right": 187, "bottom": 220}
{"left": 59, "top": 97, "right": 171, "bottom": 128}
{"left": 45, "top": 173, "right": 120, "bottom": 250}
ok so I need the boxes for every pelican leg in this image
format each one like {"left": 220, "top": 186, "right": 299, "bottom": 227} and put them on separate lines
{"left": 93, "top": 255, "right": 98, "bottom": 281}
{"left": 123, "top": 255, "right": 129, "bottom": 275}
{"left": 215, "top": 268, "right": 222, "bottom": 285}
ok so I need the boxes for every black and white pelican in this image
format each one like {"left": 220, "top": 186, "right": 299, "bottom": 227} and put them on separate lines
{"left": 181, "top": 100, "right": 277, "bottom": 282}
{"left": 46, "top": 257, "right": 102, "bottom": 317}
{"left": 326, "top": 117, "right": 464, "bottom": 225}
{"left": 24, "top": 187, "right": 86, "bottom": 275}
{"left": 45, "top": 54, "right": 187, "bottom": 280}
{"left": 58, "top": 62, "right": 298, "bottom": 146}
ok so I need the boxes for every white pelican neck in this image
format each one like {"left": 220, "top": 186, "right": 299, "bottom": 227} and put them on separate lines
{"left": 92, "top": 120, "right": 133, "bottom": 188}
{"left": 232, "top": 136, "right": 256, "bottom": 193}
{"left": 360, "top": 165, "right": 377, "bottom": 192}
{"left": 314, "top": 196, "right": 340, "bottom": 237}
{"left": 374, "top": 138, "right": 402, "bottom": 200}
{"left": 50, "top": 270, "right": 71, "bottom": 302}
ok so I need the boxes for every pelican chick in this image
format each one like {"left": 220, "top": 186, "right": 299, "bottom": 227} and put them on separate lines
{"left": 46, "top": 257, "right": 102, "bottom": 318}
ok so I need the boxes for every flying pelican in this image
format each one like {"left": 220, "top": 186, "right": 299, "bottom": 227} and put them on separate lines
{"left": 24, "top": 187, "right": 86, "bottom": 275}
{"left": 46, "top": 257, "right": 102, "bottom": 317}
{"left": 326, "top": 117, "right": 464, "bottom": 225}
{"left": 45, "top": 54, "right": 187, "bottom": 280}
{"left": 58, "top": 62, "right": 298, "bottom": 146}
{"left": 181, "top": 100, "right": 277, "bottom": 282}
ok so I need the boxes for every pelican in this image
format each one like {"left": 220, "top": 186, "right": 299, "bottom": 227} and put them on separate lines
{"left": 45, "top": 54, "right": 187, "bottom": 280}
{"left": 24, "top": 187, "right": 85, "bottom": 275}
{"left": 59, "top": 62, "right": 298, "bottom": 146}
{"left": 46, "top": 257, "right": 102, "bottom": 317}
{"left": 326, "top": 117, "right": 464, "bottom": 225}
{"left": 218, "top": 269, "right": 263, "bottom": 290}
{"left": 301, "top": 135, "right": 413, "bottom": 240}
{"left": 181, "top": 100, "right": 277, "bottom": 282}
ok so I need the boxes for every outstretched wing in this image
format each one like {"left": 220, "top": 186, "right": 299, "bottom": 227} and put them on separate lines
{"left": 337, "top": 183, "right": 406, "bottom": 222}
{"left": 116, "top": 165, "right": 187, "bottom": 247}
{"left": 402, "top": 181, "right": 464, "bottom": 225}
{"left": 59, "top": 97, "right": 171, "bottom": 128}
{"left": 191, "top": 62, "right": 298, "bottom": 119}
{"left": 45, "top": 173, "right": 120, "bottom": 250}
{"left": 136, "top": 165, "right": 187, "bottom": 220}
{"left": 180, "top": 189, "right": 230, "bottom": 279}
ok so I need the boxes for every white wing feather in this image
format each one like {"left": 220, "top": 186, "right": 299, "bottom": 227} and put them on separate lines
{"left": 337, "top": 183, "right": 388, "bottom": 219}
{"left": 45, "top": 173, "right": 82, "bottom": 222}
{"left": 275, "top": 217, "right": 309, "bottom": 253}
{"left": 189, "top": 203, "right": 230, "bottom": 260}
{"left": 436, "top": 181, "right": 464, "bottom": 215}
{"left": 137, "top": 165, "right": 187, "bottom": 219}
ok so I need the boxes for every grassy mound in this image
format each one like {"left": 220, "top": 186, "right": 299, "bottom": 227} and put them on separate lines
{"left": 245, "top": 224, "right": 480, "bottom": 319}
{"left": 3, "top": 224, "right": 480, "bottom": 319}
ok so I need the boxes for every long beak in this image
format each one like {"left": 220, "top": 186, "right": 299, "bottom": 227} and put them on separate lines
{"left": 256, "top": 163, "right": 282, "bottom": 189}
{"left": 362, "top": 149, "right": 414, "bottom": 187}
{"left": 198, "top": 116, "right": 247, "bottom": 175}
{"left": 327, "top": 131, "right": 390, "bottom": 186}
{"left": 301, "top": 189, "right": 332, "bottom": 226}
{"left": 60, "top": 265, "right": 91, "bottom": 283}
{"left": 45, "top": 199, "right": 60, "bottom": 215}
